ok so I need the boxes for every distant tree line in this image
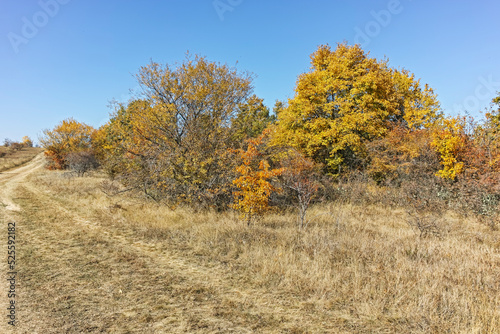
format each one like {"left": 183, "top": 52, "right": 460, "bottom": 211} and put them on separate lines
{"left": 1, "top": 136, "right": 34, "bottom": 157}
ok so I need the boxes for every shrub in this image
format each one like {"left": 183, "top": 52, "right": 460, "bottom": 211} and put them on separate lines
{"left": 39, "top": 118, "right": 95, "bottom": 170}
{"left": 66, "top": 151, "right": 99, "bottom": 177}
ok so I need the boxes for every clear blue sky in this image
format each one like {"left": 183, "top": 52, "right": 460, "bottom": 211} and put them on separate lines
{"left": 1, "top": 0, "right": 499, "bottom": 143}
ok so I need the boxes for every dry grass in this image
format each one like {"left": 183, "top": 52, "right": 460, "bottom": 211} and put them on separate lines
{"left": 8, "top": 167, "right": 500, "bottom": 333}
{"left": 0, "top": 146, "right": 43, "bottom": 172}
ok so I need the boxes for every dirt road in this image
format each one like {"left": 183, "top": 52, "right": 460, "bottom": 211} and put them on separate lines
{"left": 0, "top": 154, "right": 326, "bottom": 333}
{"left": 0, "top": 153, "right": 45, "bottom": 212}
{"left": 0, "top": 154, "right": 45, "bottom": 332}
{"left": 1, "top": 152, "right": 498, "bottom": 333}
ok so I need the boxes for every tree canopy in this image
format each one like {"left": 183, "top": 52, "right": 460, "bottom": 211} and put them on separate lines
{"left": 98, "top": 54, "right": 255, "bottom": 205}
{"left": 40, "top": 118, "right": 95, "bottom": 170}
{"left": 271, "top": 43, "right": 441, "bottom": 174}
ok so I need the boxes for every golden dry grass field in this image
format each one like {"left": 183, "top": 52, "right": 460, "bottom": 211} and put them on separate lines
{"left": 0, "top": 146, "right": 43, "bottom": 172}
{"left": 0, "top": 154, "right": 499, "bottom": 333}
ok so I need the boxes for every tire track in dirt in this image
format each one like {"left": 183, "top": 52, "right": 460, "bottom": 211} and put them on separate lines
{"left": 0, "top": 153, "right": 45, "bottom": 212}
{"left": 17, "top": 181, "right": 309, "bottom": 332}
{"left": 0, "top": 154, "right": 45, "bottom": 333}
{"left": 6, "top": 165, "right": 337, "bottom": 332}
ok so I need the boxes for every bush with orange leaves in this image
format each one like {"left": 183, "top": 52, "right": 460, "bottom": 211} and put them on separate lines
{"left": 40, "top": 118, "right": 96, "bottom": 170}
{"left": 430, "top": 112, "right": 500, "bottom": 187}
{"left": 232, "top": 136, "right": 284, "bottom": 226}
{"left": 367, "top": 124, "right": 439, "bottom": 185}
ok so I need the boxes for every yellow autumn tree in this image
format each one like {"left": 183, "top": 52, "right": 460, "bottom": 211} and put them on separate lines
{"left": 21, "top": 136, "right": 33, "bottom": 147}
{"left": 92, "top": 101, "right": 149, "bottom": 180}
{"left": 431, "top": 116, "right": 467, "bottom": 180}
{"left": 271, "top": 43, "right": 441, "bottom": 175}
{"left": 40, "top": 118, "right": 96, "bottom": 170}
{"left": 433, "top": 95, "right": 500, "bottom": 183}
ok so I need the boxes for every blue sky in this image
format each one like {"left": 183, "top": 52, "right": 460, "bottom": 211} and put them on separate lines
{"left": 1, "top": 0, "right": 499, "bottom": 143}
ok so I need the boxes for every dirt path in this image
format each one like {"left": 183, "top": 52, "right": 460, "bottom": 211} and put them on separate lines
{"left": 0, "top": 153, "right": 45, "bottom": 212}
{"left": 0, "top": 155, "right": 337, "bottom": 333}
{"left": 2, "top": 151, "right": 497, "bottom": 333}
{"left": 0, "top": 154, "right": 45, "bottom": 333}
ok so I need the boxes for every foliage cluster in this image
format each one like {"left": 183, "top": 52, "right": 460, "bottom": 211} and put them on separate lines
{"left": 231, "top": 135, "right": 284, "bottom": 225}
{"left": 40, "top": 44, "right": 500, "bottom": 225}
{"left": 39, "top": 118, "right": 97, "bottom": 171}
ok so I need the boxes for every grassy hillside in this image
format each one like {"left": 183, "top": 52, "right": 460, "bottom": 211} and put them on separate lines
{"left": 0, "top": 146, "right": 43, "bottom": 172}
{"left": 10, "top": 166, "right": 499, "bottom": 333}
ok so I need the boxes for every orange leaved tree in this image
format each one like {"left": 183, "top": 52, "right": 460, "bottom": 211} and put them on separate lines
{"left": 39, "top": 118, "right": 96, "bottom": 170}
{"left": 232, "top": 136, "right": 283, "bottom": 226}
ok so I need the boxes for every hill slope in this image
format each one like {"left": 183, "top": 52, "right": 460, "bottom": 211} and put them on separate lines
{"left": 0, "top": 156, "right": 499, "bottom": 333}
